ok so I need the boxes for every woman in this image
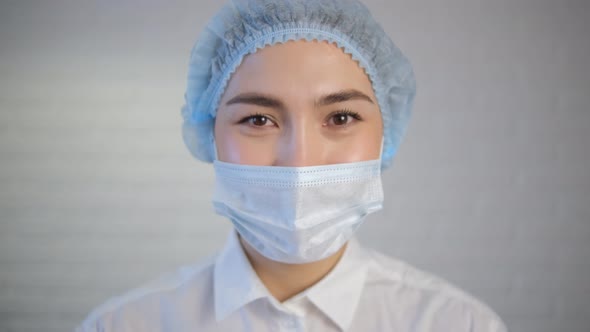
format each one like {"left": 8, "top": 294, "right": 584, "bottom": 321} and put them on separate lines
{"left": 77, "top": 0, "right": 507, "bottom": 331}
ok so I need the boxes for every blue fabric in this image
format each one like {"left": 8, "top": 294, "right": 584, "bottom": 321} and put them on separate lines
{"left": 181, "top": 0, "right": 416, "bottom": 169}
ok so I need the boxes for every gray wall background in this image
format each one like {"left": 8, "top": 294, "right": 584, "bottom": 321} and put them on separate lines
{"left": 0, "top": 0, "right": 588, "bottom": 331}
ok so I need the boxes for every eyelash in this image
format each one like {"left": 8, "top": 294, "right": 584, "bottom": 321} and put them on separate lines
{"left": 330, "top": 109, "right": 362, "bottom": 121}
{"left": 237, "top": 113, "right": 276, "bottom": 125}
{"left": 237, "top": 109, "right": 363, "bottom": 127}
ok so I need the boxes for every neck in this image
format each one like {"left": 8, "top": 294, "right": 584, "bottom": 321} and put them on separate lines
{"left": 238, "top": 234, "right": 348, "bottom": 303}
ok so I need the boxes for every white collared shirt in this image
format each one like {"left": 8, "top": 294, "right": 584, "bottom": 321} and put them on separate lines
{"left": 76, "top": 229, "right": 508, "bottom": 331}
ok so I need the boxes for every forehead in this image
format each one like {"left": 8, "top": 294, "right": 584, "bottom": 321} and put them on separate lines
{"left": 220, "top": 39, "right": 376, "bottom": 102}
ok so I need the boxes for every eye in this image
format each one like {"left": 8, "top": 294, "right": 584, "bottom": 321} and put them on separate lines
{"left": 238, "top": 114, "right": 277, "bottom": 127}
{"left": 326, "top": 109, "right": 362, "bottom": 127}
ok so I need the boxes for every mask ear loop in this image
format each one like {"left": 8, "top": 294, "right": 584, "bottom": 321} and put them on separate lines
{"left": 378, "top": 136, "right": 385, "bottom": 161}
{"left": 211, "top": 131, "right": 219, "bottom": 162}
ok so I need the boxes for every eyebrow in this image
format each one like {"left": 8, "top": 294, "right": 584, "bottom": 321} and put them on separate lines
{"left": 224, "top": 89, "right": 375, "bottom": 110}
{"left": 316, "top": 89, "right": 375, "bottom": 107}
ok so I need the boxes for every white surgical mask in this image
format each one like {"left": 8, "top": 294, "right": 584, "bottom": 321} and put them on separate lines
{"left": 211, "top": 158, "right": 384, "bottom": 264}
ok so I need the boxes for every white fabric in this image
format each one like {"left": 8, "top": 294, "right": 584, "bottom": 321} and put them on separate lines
{"left": 212, "top": 158, "right": 383, "bottom": 264}
{"left": 76, "top": 229, "right": 508, "bottom": 332}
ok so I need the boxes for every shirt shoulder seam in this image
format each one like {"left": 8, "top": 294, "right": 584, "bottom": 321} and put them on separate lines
{"left": 80, "top": 254, "right": 217, "bottom": 327}
{"left": 364, "top": 249, "right": 505, "bottom": 325}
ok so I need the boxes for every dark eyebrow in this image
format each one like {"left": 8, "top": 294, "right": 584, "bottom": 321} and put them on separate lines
{"left": 224, "top": 89, "right": 374, "bottom": 110}
{"left": 315, "top": 89, "right": 375, "bottom": 107}
{"left": 225, "top": 93, "right": 285, "bottom": 110}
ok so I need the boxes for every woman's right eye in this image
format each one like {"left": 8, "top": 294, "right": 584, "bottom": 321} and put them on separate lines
{"left": 238, "top": 114, "right": 276, "bottom": 127}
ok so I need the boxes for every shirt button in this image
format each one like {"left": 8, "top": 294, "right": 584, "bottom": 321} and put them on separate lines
{"left": 281, "top": 318, "right": 296, "bottom": 329}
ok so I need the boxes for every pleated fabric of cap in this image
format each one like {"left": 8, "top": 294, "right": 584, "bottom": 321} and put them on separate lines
{"left": 181, "top": 0, "right": 416, "bottom": 169}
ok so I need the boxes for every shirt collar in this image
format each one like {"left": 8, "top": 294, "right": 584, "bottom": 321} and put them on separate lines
{"left": 213, "top": 229, "right": 369, "bottom": 331}
{"left": 305, "top": 236, "right": 369, "bottom": 331}
{"left": 213, "top": 229, "right": 269, "bottom": 322}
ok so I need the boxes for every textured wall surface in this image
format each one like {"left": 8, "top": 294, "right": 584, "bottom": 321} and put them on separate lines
{"left": 0, "top": 1, "right": 588, "bottom": 331}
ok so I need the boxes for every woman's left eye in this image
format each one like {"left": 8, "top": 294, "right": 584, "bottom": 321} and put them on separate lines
{"left": 327, "top": 110, "right": 362, "bottom": 127}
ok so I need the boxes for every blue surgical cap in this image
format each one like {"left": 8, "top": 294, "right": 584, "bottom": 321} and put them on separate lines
{"left": 181, "top": 0, "right": 416, "bottom": 169}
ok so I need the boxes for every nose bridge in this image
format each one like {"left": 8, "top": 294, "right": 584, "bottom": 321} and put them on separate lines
{"left": 277, "top": 116, "right": 320, "bottom": 167}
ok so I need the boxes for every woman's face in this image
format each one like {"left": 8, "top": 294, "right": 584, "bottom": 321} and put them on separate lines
{"left": 214, "top": 40, "right": 383, "bottom": 166}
